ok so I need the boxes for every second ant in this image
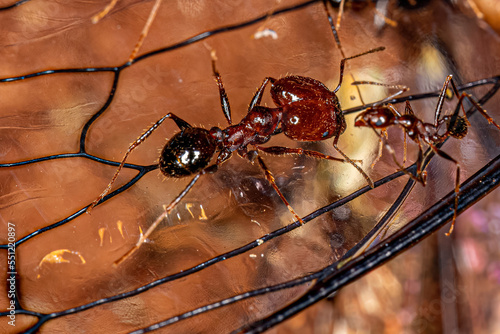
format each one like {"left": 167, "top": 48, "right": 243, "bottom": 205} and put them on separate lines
{"left": 354, "top": 74, "right": 500, "bottom": 235}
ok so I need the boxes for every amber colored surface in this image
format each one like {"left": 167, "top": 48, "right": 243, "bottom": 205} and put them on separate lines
{"left": 0, "top": 0, "right": 500, "bottom": 333}
{"left": 469, "top": 0, "right": 500, "bottom": 33}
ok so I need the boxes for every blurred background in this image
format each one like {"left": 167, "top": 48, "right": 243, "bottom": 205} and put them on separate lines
{"left": 0, "top": 0, "right": 499, "bottom": 333}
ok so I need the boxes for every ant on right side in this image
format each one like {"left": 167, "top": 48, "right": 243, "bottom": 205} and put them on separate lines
{"left": 354, "top": 74, "right": 500, "bottom": 235}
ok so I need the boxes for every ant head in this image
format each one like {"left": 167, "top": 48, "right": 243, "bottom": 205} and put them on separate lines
{"left": 355, "top": 107, "right": 394, "bottom": 128}
{"left": 159, "top": 128, "right": 218, "bottom": 178}
{"left": 445, "top": 116, "right": 468, "bottom": 139}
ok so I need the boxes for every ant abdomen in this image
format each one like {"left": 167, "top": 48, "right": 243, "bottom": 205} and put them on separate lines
{"left": 271, "top": 75, "right": 345, "bottom": 141}
{"left": 282, "top": 99, "right": 346, "bottom": 141}
{"left": 354, "top": 108, "right": 397, "bottom": 128}
{"left": 271, "top": 75, "right": 336, "bottom": 105}
{"left": 159, "top": 127, "right": 217, "bottom": 178}
{"left": 445, "top": 116, "right": 468, "bottom": 139}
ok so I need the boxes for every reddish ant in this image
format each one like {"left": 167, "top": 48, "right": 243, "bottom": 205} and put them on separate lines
{"left": 354, "top": 74, "right": 500, "bottom": 235}
{"left": 87, "top": 0, "right": 396, "bottom": 264}
{"left": 87, "top": 44, "right": 386, "bottom": 265}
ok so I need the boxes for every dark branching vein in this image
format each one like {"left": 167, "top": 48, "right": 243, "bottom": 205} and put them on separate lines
{"left": 1, "top": 1, "right": 499, "bottom": 333}
{"left": 80, "top": 71, "right": 120, "bottom": 149}
{"left": 0, "top": 67, "right": 118, "bottom": 83}
{"left": 0, "top": 152, "right": 149, "bottom": 169}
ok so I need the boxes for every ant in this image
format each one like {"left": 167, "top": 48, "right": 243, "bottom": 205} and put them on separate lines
{"left": 354, "top": 74, "right": 500, "bottom": 235}
{"left": 87, "top": 44, "right": 385, "bottom": 265}
{"left": 87, "top": 0, "right": 400, "bottom": 265}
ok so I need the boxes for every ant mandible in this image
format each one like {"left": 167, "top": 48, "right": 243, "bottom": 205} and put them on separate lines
{"left": 354, "top": 74, "right": 500, "bottom": 235}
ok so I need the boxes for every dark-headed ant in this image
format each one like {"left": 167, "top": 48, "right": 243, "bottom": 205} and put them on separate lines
{"left": 87, "top": 0, "right": 393, "bottom": 264}
{"left": 87, "top": 44, "right": 385, "bottom": 265}
{"left": 354, "top": 75, "right": 500, "bottom": 235}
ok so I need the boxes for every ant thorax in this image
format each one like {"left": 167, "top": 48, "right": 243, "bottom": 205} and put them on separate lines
{"left": 219, "top": 106, "right": 282, "bottom": 152}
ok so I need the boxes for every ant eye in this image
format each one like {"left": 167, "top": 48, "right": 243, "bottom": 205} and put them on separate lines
{"left": 322, "top": 131, "right": 329, "bottom": 138}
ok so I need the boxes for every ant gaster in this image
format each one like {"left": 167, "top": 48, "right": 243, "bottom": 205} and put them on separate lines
{"left": 354, "top": 74, "right": 500, "bottom": 235}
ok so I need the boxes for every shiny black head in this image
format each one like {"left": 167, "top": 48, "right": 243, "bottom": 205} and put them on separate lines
{"left": 159, "top": 127, "right": 218, "bottom": 178}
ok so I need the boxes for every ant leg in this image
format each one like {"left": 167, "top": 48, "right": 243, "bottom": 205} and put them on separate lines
{"left": 403, "top": 100, "right": 416, "bottom": 118}
{"left": 332, "top": 135, "right": 374, "bottom": 188}
{"left": 351, "top": 81, "right": 410, "bottom": 105}
{"left": 428, "top": 143, "right": 460, "bottom": 235}
{"left": 399, "top": 101, "right": 415, "bottom": 166}
{"left": 433, "top": 75, "right": 466, "bottom": 126}
{"left": 336, "top": 0, "right": 346, "bottom": 31}
{"left": 210, "top": 51, "right": 233, "bottom": 125}
{"left": 333, "top": 47, "right": 385, "bottom": 93}
{"left": 248, "top": 77, "right": 276, "bottom": 112}
{"left": 91, "top": 0, "right": 118, "bottom": 24}
{"left": 434, "top": 75, "right": 453, "bottom": 125}
{"left": 92, "top": 0, "right": 163, "bottom": 62}
{"left": 323, "top": 0, "right": 370, "bottom": 105}
{"left": 403, "top": 100, "right": 412, "bottom": 116}
{"left": 414, "top": 142, "right": 428, "bottom": 185}
{"left": 373, "top": 7, "right": 398, "bottom": 28}
{"left": 86, "top": 113, "right": 191, "bottom": 213}
{"left": 322, "top": 0, "right": 343, "bottom": 55}
{"left": 368, "top": 124, "right": 424, "bottom": 185}
{"left": 114, "top": 164, "right": 219, "bottom": 265}
{"left": 371, "top": 129, "right": 388, "bottom": 168}
{"left": 246, "top": 150, "right": 305, "bottom": 225}
{"left": 255, "top": 145, "right": 348, "bottom": 162}
{"left": 128, "top": 0, "right": 162, "bottom": 62}
{"left": 457, "top": 92, "right": 500, "bottom": 131}
{"left": 403, "top": 128, "right": 408, "bottom": 165}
